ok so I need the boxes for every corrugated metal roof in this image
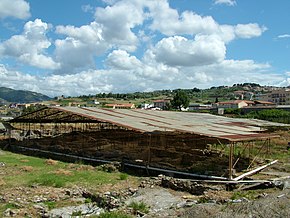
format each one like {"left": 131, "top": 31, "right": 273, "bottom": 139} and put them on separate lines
{"left": 53, "top": 106, "right": 285, "bottom": 142}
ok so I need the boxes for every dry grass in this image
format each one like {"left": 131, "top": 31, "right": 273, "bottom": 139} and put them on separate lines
{"left": 54, "top": 169, "right": 73, "bottom": 176}
{"left": 45, "top": 159, "right": 58, "bottom": 165}
{"left": 20, "top": 159, "right": 30, "bottom": 163}
{"left": 20, "top": 166, "right": 34, "bottom": 172}
{"left": 0, "top": 179, "right": 6, "bottom": 186}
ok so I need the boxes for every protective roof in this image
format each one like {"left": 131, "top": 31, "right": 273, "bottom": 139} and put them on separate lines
{"left": 45, "top": 106, "right": 284, "bottom": 142}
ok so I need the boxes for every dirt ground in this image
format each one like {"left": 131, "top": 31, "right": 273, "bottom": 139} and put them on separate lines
{"left": 0, "top": 129, "right": 290, "bottom": 217}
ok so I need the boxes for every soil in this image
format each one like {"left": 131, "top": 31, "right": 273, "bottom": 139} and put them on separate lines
{"left": 1, "top": 129, "right": 290, "bottom": 217}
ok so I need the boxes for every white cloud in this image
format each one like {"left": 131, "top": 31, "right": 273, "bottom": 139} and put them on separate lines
{"left": 149, "top": 3, "right": 220, "bottom": 36}
{"left": 214, "top": 0, "right": 236, "bottom": 6}
{"left": 0, "top": 0, "right": 273, "bottom": 96}
{"left": 146, "top": 1, "right": 264, "bottom": 42}
{"left": 81, "top": 5, "right": 94, "bottom": 13}
{"left": 152, "top": 35, "right": 226, "bottom": 66}
{"left": 0, "top": 19, "right": 59, "bottom": 70}
{"left": 187, "top": 72, "right": 213, "bottom": 83}
{"left": 0, "top": 56, "right": 286, "bottom": 97}
{"left": 105, "top": 50, "right": 142, "bottom": 70}
{"left": 0, "top": 0, "right": 30, "bottom": 19}
{"left": 94, "top": 1, "right": 144, "bottom": 51}
{"left": 55, "top": 22, "right": 108, "bottom": 73}
{"left": 235, "top": 23, "right": 267, "bottom": 39}
{"left": 278, "top": 34, "right": 290, "bottom": 39}
{"left": 50, "top": 0, "right": 266, "bottom": 74}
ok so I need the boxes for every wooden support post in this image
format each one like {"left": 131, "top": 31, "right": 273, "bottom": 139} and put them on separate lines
{"left": 147, "top": 134, "right": 151, "bottom": 165}
{"left": 228, "top": 143, "right": 234, "bottom": 180}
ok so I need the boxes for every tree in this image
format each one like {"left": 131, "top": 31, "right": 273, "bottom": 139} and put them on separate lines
{"left": 171, "top": 90, "right": 190, "bottom": 110}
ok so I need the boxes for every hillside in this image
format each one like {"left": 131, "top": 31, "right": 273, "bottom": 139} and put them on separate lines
{"left": 0, "top": 87, "right": 51, "bottom": 103}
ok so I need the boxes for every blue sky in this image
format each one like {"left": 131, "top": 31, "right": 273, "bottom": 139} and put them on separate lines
{"left": 0, "top": 0, "right": 290, "bottom": 97}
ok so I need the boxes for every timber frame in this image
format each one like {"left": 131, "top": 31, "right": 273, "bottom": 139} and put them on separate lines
{"left": 8, "top": 106, "right": 280, "bottom": 180}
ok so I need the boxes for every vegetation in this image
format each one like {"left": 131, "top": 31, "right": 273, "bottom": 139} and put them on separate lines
{"left": 119, "top": 173, "right": 128, "bottom": 180}
{"left": 243, "top": 109, "right": 290, "bottom": 124}
{"left": 224, "top": 108, "right": 290, "bottom": 124}
{"left": 0, "top": 87, "right": 51, "bottom": 103}
{"left": 97, "top": 211, "right": 133, "bottom": 218}
{"left": 128, "top": 201, "right": 149, "bottom": 214}
{"left": 0, "top": 151, "right": 137, "bottom": 190}
{"left": 171, "top": 90, "right": 190, "bottom": 110}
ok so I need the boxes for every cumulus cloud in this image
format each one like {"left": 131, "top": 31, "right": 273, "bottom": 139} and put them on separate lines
{"left": 152, "top": 35, "right": 226, "bottom": 66}
{"left": 105, "top": 50, "right": 142, "bottom": 70}
{"left": 55, "top": 22, "right": 108, "bottom": 73}
{"left": 0, "top": 19, "right": 59, "bottom": 70}
{"left": 94, "top": 1, "right": 144, "bottom": 51}
{"left": 214, "top": 0, "right": 236, "bottom": 6}
{"left": 0, "top": 56, "right": 285, "bottom": 97}
{"left": 146, "top": 1, "right": 264, "bottom": 42}
{"left": 149, "top": 3, "right": 220, "bottom": 36}
{"left": 235, "top": 23, "right": 267, "bottom": 39}
{"left": 51, "top": 0, "right": 266, "bottom": 74}
{"left": 0, "top": 0, "right": 30, "bottom": 19}
{"left": 0, "top": 0, "right": 273, "bottom": 96}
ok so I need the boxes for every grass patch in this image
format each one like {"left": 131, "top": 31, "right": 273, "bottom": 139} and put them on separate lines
{"left": 119, "top": 173, "right": 128, "bottom": 180}
{"left": 0, "top": 150, "right": 138, "bottom": 190}
{"left": 128, "top": 201, "right": 149, "bottom": 214}
{"left": 231, "top": 190, "right": 258, "bottom": 200}
{"left": 28, "top": 173, "right": 67, "bottom": 188}
{"left": 5, "top": 203, "right": 20, "bottom": 210}
{"left": 43, "top": 201, "right": 57, "bottom": 210}
{"left": 71, "top": 210, "right": 82, "bottom": 216}
{"left": 97, "top": 211, "right": 133, "bottom": 218}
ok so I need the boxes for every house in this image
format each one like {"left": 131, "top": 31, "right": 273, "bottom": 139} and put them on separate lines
{"left": 188, "top": 103, "right": 212, "bottom": 111}
{"left": 153, "top": 99, "right": 170, "bottom": 110}
{"left": 233, "top": 91, "right": 254, "bottom": 100}
{"left": 88, "top": 99, "right": 100, "bottom": 105}
{"left": 262, "top": 89, "right": 290, "bottom": 105}
{"left": 253, "top": 100, "right": 276, "bottom": 106}
{"left": 105, "top": 103, "right": 136, "bottom": 109}
{"left": 216, "top": 100, "right": 255, "bottom": 109}
{"left": 140, "top": 103, "right": 154, "bottom": 109}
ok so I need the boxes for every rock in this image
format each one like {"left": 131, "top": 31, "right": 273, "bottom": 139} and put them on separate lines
{"left": 104, "top": 191, "right": 111, "bottom": 196}
{"left": 33, "top": 204, "right": 45, "bottom": 211}
{"left": 48, "top": 203, "right": 104, "bottom": 218}
{"left": 128, "top": 187, "right": 138, "bottom": 194}
{"left": 4, "top": 208, "right": 18, "bottom": 217}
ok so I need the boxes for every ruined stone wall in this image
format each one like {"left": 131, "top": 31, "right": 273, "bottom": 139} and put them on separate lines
{"left": 6, "top": 128, "right": 250, "bottom": 176}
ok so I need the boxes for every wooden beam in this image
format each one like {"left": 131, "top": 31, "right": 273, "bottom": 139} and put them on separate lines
{"left": 228, "top": 143, "right": 234, "bottom": 180}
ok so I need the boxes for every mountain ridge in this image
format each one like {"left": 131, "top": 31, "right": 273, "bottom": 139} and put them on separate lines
{"left": 0, "top": 87, "right": 51, "bottom": 103}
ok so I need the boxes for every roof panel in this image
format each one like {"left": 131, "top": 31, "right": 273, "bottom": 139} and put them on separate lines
{"left": 50, "top": 107, "right": 286, "bottom": 141}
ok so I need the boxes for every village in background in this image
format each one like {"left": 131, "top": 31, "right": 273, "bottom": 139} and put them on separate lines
{"left": 1, "top": 83, "right": 290, "bottom": 125}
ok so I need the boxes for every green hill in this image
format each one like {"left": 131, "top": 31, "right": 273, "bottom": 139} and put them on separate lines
{"left": 0, "top": 87, "right": 51, "bottom": 103}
